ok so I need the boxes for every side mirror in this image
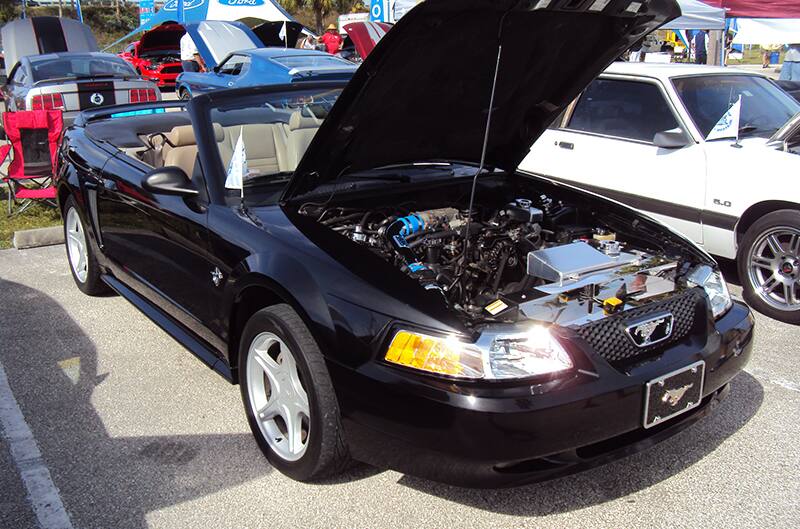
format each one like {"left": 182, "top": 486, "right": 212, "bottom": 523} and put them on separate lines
{"left": 653, "top": 128, "right": 691, "bottom": 149}
{"left": 142, "top": 166, "right": 198, "bottom": 197}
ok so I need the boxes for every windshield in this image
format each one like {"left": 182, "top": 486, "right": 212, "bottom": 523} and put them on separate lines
{"left": 30, "top": 55, "right": 135, "bottom": 82}
{"left": 271, "top": 55, "right": 353, "bottom": 70}
{"left": 673, "top": 75, "right": 800, "bottom": 139}
{"left": 209, "top": 87, "right": 343, "bottom": 206}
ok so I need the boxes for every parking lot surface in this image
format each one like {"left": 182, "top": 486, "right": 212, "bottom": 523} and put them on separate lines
{"left": 1, "top": 245, "right": 798, "bottom": 529}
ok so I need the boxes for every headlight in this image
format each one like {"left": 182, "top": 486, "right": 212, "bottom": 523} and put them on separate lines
{"left": 384, "top": 326, "right": 573, "bottom": 380}
{"left": 688, "top": 265, "right": 732, "bottom": 319}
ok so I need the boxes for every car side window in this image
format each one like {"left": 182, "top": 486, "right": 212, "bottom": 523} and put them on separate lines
{"left": 10, "top": 65, "right": 27, "bottom": 86}
{"left": 566, "top": 79, "right": 679, "bottom": 143}
{"left": 218, "top": 55, "right": 250, "bottom": 76}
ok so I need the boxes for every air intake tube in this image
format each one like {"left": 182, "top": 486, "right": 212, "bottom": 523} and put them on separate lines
{"left": 384, "top": 208, "right": 460, "bottom": 288}
{"left": 385, "top": 214, "right": 436, "bottom": 284}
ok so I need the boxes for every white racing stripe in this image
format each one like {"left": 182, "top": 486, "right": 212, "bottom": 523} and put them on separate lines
{"left": 0, "top": 361, "right": 74, "bottom": 529}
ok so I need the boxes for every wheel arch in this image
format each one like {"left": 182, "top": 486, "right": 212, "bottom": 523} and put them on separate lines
{"left": 736, "top": 200, "right": 800, "bottom": 255}
{"left": 226, "top": 274, "right": 321, "bottom": 384}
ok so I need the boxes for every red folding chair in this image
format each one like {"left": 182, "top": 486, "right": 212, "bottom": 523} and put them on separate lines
{"left": 0, "top": 109, "right": 63, "bottom": 216}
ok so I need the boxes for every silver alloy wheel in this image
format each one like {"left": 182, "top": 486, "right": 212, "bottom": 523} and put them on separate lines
{"left": 747, "top": 226, "right": 800, "bottom": 312}
{"left": 246, "top": 332, "right": 310, "bottom": 462}
{"left": 66, "top": 207, "right": 88, "bottom": 283}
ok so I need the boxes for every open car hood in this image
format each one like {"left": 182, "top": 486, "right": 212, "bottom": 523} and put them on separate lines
{"left": 768, "top": 111, "right": 800, "bottom": 148}
{"left": 139, "top": 23, "right": 184, "bottom": 54}
{"left": 343, "top": 21, "right": 392, "bottom": 59}
{"left": 184, "top": 20, "right": 263, "bottom": 70}
{"left": 252, "top": 21, "right": 304, "bottom": 48}
{"left": 1, "top": 16, "right": 98, "bottom": 71}
{"left": 285, "top": 0, "right": 679, "bottom": 200}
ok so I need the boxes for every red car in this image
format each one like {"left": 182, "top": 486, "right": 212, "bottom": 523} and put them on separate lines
{"left": 119, "top": 23, "right": 184, "bottom": 88}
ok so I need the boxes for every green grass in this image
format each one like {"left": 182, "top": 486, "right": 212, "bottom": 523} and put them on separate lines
{"left": 0, "top": 189, "right": 62, "bottom": 249}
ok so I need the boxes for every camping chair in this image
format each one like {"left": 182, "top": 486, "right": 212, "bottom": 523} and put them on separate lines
{"left": 0, "top": 109, "right": 63, "bottom": 216}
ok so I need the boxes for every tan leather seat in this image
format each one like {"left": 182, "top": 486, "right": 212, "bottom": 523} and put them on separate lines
{"left": 163, "top": 124, "right": 227, "bottom": 176}
{"left": 284, "top": 111, "right": 321, "bottom": 170}
{"left": 223, "top": 124, "right": 289, "bottom": 174}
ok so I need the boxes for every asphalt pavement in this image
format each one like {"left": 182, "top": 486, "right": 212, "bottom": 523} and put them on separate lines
{"left": 0, "top": 245, "right": 798, "bottom": 529}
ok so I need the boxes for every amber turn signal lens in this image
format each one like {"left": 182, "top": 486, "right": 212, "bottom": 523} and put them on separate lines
{"left": 385, "top": 330, "right": 484, "bottom": 379}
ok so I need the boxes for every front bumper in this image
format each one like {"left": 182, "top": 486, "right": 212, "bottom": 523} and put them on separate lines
{"left": 330, "top": 301, "right": 754, "bottom": 488}
{"left": 142, "top": 72, "right": 179, "bottom": 87}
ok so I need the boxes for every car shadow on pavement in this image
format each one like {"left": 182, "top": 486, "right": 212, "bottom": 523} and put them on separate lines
{"left": 397, "top": 372, "right": 763, "bottom": 516}
{"left": 0, "top": 279, "right": 272, "bottom": 529}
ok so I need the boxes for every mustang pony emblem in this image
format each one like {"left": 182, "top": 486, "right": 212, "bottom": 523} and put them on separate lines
{"left": 662, "top": 383, "right": 693, "bottom": 407}
{"left": 626, "top": 313, "right": 673, "bottom": 347}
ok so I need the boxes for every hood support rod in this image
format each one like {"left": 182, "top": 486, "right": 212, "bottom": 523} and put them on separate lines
{"left": 462, "top": 29, "right": 504, "bottom": 266}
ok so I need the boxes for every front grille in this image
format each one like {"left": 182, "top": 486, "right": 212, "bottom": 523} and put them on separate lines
{"left": 160, "top": 65, "right": 182, "bottom": 74}
{"left": 574, "top": 288, "right": 707, "bottom": 367}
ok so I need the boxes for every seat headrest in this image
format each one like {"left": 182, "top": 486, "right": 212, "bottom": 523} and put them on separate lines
{"left": 167, "top": 123, "right": 224, "bottom": 146}
{"left": 289, "top": 111, "right": 320, "bottom": 131}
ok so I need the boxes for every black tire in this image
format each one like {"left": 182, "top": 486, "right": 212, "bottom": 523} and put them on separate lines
{"left": 737, "top": 209, "right": 800, "bottom": 324}
{"left": 63, "top": 196, "right": 108, "bottom": 296}
{"left": 238, "top": 304, "right": 350, "bottom": 481}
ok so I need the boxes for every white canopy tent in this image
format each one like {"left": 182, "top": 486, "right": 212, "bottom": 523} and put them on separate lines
{"left": 664, "top": 0, "right": 726, "bottom": 30}
{"left": 732, "top": 18, "right": 800, "bottom": 45}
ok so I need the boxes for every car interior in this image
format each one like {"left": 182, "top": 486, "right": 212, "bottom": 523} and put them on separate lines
{"left": 85, "top": 103, "right": 327, "bottom": 194}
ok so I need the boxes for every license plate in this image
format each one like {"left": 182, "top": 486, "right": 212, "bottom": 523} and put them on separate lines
{"left": 643, "top": 360, "right": 705, "bottom": 429}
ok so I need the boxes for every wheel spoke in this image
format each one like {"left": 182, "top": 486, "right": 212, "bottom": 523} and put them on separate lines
{"left": 766, "top": 234, "right": 784, "bottom": 256}
{"left": 76, "top": 250, "right": 86, "bottom": 273}
{"left": 783, "top": 282, "right": 799, "bottom": 306}
{"left": 762, "top": 274, "right": 780, "bottom": 294}
{"left": 790, "top": 234, "right": 800, "bottom": 258}
{"left": 284, "top": 409, "right": 305, "bottom": 454}
{"left": 253, "top": 349, "right": 282, "bottom": 393}
{"left": 750, "top": 254, "right": 773, "bottom": 271}
{"left": 256, "top": 398, "right": 282, "bottom": 421}
{"left": 67, "top": 231, "right": 82, "bottom": 248}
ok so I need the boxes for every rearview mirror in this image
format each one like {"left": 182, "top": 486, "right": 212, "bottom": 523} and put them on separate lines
{"left": 653, "top": 128, "right": 691, "bottom": 149}
{"left": 142, "top": 166, "right": 198, "bottom": 197}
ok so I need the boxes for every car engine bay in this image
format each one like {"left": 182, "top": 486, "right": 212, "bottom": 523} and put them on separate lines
{"left": 299, "top": 185, "right": 702, "bottom": 328}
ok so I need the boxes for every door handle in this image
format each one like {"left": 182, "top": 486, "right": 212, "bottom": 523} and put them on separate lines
{"left": 556, "top": 141, "right": 574, "bottom": 150}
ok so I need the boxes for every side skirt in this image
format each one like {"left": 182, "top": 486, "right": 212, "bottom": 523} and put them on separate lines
{"left": 102, "top": 274, "right": 234, "bottom": 383}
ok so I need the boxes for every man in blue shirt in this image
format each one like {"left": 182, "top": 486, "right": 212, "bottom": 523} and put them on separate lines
{"left": 694, "top": 30, "right": 708, "bottom": 65}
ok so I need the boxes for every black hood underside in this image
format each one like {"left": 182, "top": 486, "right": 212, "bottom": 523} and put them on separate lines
{"left": 286, "top": 0, "right": 679, "bottom": 200}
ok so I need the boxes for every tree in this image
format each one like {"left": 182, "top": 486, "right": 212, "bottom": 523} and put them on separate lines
{"left": 279, "top": 0, "right": 364, "bottom": 34}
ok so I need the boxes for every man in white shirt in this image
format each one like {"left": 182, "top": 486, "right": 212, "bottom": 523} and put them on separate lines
{"left": 781, "top": 44, "right": 800, "bottom": 81}
{"left": 180, "top": 32, "right": 204, "bottom": 72}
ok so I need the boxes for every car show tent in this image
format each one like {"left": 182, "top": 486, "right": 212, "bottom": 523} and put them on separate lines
{"left": 106, "top": 0, "right": 296, "bottom": 49}
{"left": 732, "top": 18, "right": 800, "bottom": 45}
{"left": 704, "top": 1, "right": 800, "bottom": 19}
{"left": 664, "top": 0, "right": 726, "bottom": 30}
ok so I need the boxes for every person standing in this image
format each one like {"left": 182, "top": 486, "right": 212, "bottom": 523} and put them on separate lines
{"left": 694, "top": 30, "right": 708, "bottom": 65}
{"left": 319, "top": 23, "right": 343, "bottom": 55}
{"left": 780, "top": 44, "right": 800, "bottom": 81}
{"left": 180, "top": 32, "right": 204, "bottom": 72}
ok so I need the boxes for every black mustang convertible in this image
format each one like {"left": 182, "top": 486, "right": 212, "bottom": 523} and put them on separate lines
{"left": 56, "top": 0, "right": 754, "bottom": 487}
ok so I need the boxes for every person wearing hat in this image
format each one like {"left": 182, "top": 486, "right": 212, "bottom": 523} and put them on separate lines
{"left": 319, "top": 23, "right": 344, "bottom": 55}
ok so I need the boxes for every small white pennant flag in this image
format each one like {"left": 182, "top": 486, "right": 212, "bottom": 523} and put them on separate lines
{"left": 279, "top": 21, "right": 287, "bottom": 47}
{"left": 706, "top": 95, "right": 742, "bottom": 141}
{"left": 225, "top": 127, "right": 248, "bottom": 196}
